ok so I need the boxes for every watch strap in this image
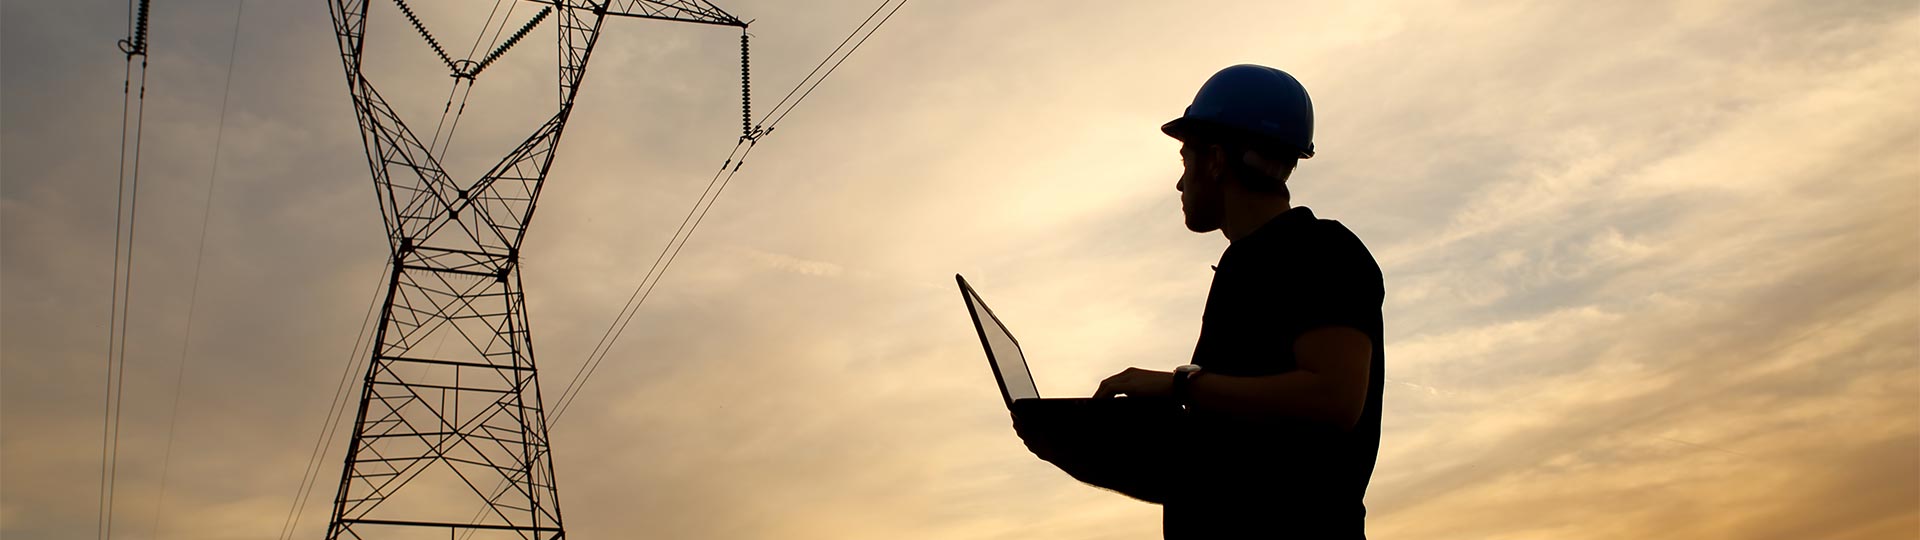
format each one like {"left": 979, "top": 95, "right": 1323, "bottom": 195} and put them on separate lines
{"left": 1172, "top": 364, "right": 1201, "bottom": 409}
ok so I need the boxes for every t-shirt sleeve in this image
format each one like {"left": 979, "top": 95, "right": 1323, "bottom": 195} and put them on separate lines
{"left": 1288, "top": 223, "right": 1384, "bottom": 334}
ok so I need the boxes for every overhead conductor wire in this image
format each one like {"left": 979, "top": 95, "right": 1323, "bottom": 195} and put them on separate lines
{"left": 453, "top": 2, "right": 912, "bottom": 533}
{"left": 100, "top": 1, "right": 151, "bottom": 539}
{"left": 276, "top": 265, "right": 390, "bottom": 540}
{"left": 553, "top": 0, "right": 911, "bottom": 426}
{"left": 147, "top": 2, "right": 246, "bottom": 539}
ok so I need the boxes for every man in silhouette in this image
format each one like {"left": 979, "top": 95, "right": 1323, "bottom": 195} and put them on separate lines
{"left": 1014, "top": 65, "right": 1385, "bottom": 539}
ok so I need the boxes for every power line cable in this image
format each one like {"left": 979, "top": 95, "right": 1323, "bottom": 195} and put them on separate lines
{"left": 471, "top": 3, "right": 524, "bottom": 75}
{"left": 465, "top": 0, "right": 511, "bottom": 60}
{"left": 550, "top": 140, "right": 748, "bottom": 422}
{"left": 554, "top": 0, "right": 910, "bottom": 424}
{"left": 553, "top": 140, "right": 761, "bottom": 421}
{"left": 458, "top": 3, "right": 911, "bottom": 528}
{"left": 433, "top": 2, "right": 539, "bottom": 163}
{"left": 100, "top": 1, "right": 152, "bottom": 537}
{"left": 456, "top": 140, "right": 754, "bottom": 539}
{"left": 436, "top": 81, "right": 476, "bottom": 161}
{"left": 426, "top": 81, "right": 465, "bottom": 161}
{"left": 277, "top": 264, "right": 391, "bottom": 540}
{"left": 751, "top": 0, "right": 888, "bottom": 131}
{"left": 97, "top": 55, "right": 133, "bottom": 540}
{"left": 146, "top": 3, "right": 245, "bottom": 538}
{"left": 428, "top": 0, "right": 519, "bottom": 158}
{"left": 107, "top": 105, "right": 143, "bottom": 536}
{"left": 763, "top": 0, "right": 907, "bottom": 130}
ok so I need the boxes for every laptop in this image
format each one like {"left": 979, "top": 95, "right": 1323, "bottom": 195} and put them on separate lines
{"left": 956, "top": 274, "right": 1175, "bottom": 419}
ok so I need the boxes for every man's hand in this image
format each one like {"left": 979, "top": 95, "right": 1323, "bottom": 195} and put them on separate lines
{"left": 1010, "top": 410, "right": 1172, "bottom": 504}
{"left": 1095, "top": 367, "right": 1175, "bottom": 399}
{"left": 1011, "top": 412, "right": 1065, "bottom": 464}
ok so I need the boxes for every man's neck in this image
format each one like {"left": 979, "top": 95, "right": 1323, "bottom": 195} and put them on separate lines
{"left": 1220, "top": 196, "right": 1294, "bottom": 243}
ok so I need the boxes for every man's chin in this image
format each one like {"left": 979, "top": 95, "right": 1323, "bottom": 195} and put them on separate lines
{"left": 1183, "top": 217, "right": 1220, "bottom": 234}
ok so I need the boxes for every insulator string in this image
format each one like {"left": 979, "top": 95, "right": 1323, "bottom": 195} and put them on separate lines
{"left": 393, "top": 0, "right": 456, "bottom": 72}
{"left": 741, "top": 30, "right": 752, "bottom": 139}
{"left": 476, "top": 7, "right": 550, "bottom": 75}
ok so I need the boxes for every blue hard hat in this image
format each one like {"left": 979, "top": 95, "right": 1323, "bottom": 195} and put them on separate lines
{"left": 1161, "top": 64, "right": 1315, "bottom": 159}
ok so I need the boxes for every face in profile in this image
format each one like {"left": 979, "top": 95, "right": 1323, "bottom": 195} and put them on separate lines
{"left": 1177, "top": 142, "right": 1224, "bottom": 233}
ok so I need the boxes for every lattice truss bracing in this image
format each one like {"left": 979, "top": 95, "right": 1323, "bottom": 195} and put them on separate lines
{"left": 323, "top": 1, "right": 744, "bottom": 538}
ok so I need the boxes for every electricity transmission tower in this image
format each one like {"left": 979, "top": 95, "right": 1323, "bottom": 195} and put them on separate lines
{"left": 323, "top": 1, "right": 745, "bottom": 538}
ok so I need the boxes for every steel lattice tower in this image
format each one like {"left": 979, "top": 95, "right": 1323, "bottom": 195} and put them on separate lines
{"left": 324, "top": 1, "right": 745, "bottom": 538}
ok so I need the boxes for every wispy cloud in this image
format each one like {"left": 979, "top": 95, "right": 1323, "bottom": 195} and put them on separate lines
{"left": 3, "top": 1, "right": 1915, "bottom": 539}
{"left": 736, "top": 246, "right": 846, "bottom": 278}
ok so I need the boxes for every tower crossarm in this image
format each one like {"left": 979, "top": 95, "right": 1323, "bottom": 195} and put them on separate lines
{"left": 529, "top": 0, "right": 746, "bottom": 28}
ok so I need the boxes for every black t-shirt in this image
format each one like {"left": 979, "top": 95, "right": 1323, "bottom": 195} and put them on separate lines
{"left": 1164, "top": 206, "right": 1385, "bottom": 539}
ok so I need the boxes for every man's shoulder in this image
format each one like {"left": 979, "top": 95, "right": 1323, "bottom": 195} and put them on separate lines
{"left": 1301, "top": 216, "right": 1385, "bottom": 296}
{"left": 1303, "top": 214, "right": 1364, "bottom": 248}
{"left": 1304, "top": 215, "right": 1378, "bottom": 262}
{"left": 1229, "top": 208, "right": 1381, "bottom": 282}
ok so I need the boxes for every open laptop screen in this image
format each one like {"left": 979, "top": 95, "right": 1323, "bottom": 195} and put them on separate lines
{"left": 964, "top": 284, "right": 1040, "bottom": 403}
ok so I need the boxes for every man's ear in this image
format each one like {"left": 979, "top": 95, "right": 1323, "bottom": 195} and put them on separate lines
{"left": 1204, "top": 144, "right": 1231, "bottom": 178}
{"left": 1242, "top": 149, "right": 1294, "bottom": 184}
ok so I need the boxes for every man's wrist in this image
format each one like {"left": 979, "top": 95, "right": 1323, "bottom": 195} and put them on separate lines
{"left": 1172, "top": 364, "right": 1203, "bottom": 408}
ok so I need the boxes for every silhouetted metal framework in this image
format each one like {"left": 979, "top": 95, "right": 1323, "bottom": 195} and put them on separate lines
{"left": 324, "top": 1, "right": 744, "bottom": 538}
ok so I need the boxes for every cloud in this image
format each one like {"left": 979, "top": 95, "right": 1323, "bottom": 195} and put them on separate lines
{"left": 736, "top": 246, "right": 845, "bottom": 278}
{"left": 4, "top": 1, "right": 1916, "bottom": 539}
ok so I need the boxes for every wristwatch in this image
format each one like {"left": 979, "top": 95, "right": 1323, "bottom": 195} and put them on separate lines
{"left": 1172, "top": 364, "right": 1203, "bottom": 410}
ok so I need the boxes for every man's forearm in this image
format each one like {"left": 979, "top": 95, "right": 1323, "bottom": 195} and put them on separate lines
{"left": 1186, "top": 326, "right": 1373, "bottom": 428}
{"left": 1055, "top": 459, "right": 1168, "bottom": 504}
{"left": 1017, "top": 414, "right": 1174, "bottom": 504}
{"left": 1187, "top": 369, "right": 1359, "bottom": 428}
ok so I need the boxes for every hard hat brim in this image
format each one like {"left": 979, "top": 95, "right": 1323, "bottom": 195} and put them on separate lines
{"left": 1160, "top": 117, "right": 1314, "bottom": 159}
{"left": 1160, "top": 118, "right": 1192, "bottom": 140}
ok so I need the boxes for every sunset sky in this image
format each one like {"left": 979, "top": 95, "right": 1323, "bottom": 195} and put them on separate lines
{"left": 4, "top": 1, "right": 1917, "bottom": 539}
